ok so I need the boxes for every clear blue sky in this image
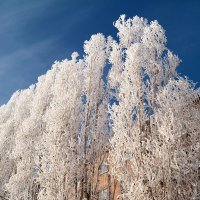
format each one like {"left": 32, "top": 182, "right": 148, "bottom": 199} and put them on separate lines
{"left": 0, "top": 0, "right": 200, "bottom": 105}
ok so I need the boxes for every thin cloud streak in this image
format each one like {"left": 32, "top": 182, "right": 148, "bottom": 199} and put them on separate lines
{"left": 0, "top": 0, "right": 93, "bottom": 105}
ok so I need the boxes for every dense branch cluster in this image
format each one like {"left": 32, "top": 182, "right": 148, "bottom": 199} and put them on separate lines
{"left": 0, "top": 15, "right": 199, "bottom": 200}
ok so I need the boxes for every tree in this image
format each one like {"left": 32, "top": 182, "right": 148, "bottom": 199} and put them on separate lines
{"left": 35, "top": 54, "right": 84, "bottom": 200}
{"left": 5, "top": 65, "right": 58, "bottom": 200}
{"left": 108, "top": 15, "right": 200, "bottom": 200}
{"left": 0, "top": 91, "right": 24, "bottom": 199}
{"left": 81, "top": 33, "right": 110, "bottom": 199}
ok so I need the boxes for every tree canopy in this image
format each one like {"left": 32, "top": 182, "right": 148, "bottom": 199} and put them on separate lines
{"left": 0, "top": 15, "right": 199, "bottom": 200}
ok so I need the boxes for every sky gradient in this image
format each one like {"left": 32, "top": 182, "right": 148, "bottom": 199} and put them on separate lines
{"left": 0, "top": 0, "right": 200, "bottom": 105}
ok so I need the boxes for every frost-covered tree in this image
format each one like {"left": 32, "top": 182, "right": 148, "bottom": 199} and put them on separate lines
{"left": 0, "top": 92, "right": 23, "bottom": 199}
{"left": 35, "top": 54, "right": 84, "bottom": 200}
{"left": 109, "top": 15, "right": 200, "bottom": 200}
{"left": 154, "top": 78, "right": 200, "bottom": 199}
{"left": 5, "top": 87, "right": 36, "bottom": 200}
{"left": 81, "top": 33, "right": 110, "bottom": 199}
{"left": 6, "top": 65, "right": 58, "bottom": 200}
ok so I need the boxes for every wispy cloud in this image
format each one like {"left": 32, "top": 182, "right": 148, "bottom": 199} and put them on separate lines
{"left": 0, "top": 0, "right": 94, "bottom": 104}
{"left": 0, "top": 0, "right": 58, "bottom": 104}
{"left": 0, "top": 37, "right": 58, "bottom": 103}
{"left": 0, "top": 1, "right": 54, "bottom": 31}
{"left": 0, "top": 38, "right": 56, "bottom": 70}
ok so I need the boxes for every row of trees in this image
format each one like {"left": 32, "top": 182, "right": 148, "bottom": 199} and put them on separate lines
{"left": 0, "top": 15, "right": 199, "bottom": 200}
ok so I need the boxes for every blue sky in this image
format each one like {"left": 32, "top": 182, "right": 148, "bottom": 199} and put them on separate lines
{"left": 0, "top": 0, "right": 200, "bottom": 105}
